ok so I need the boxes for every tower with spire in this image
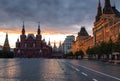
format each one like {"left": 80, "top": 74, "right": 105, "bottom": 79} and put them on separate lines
{"left": 16, "top": 38, "right": 20, "bottom": 48}
{"left": 20, "top": 21, "right": 26, "bottom": 42}
{"left": 53, "top": 41, "right": 57, "bottom": 49}
{"left": 59, "top": 41, "right": 62, "bottom": 48}
{"left": 3, "top": 33, "right": 10, "bottom": 51}
{"left": 93, "top": 0, "right": 120, "bottom": 45}
{"left": 22, "top": 21, "right": 25, "bottom": 35}
{"left": 103, "top": 0, "right": 114, "bottom": 14}
{"left": 52, "top": 41, "right": 58, "bottom": 52}
{"left": 72, "top": 0, "right": 120, "bottom": 57}
{"left": 37, "top": 22, "right": 41, "bottom": 35}
{"left": 36, "top": 22, "right": 42, "bottom": 41}
{"left": 58, "top": 41, "right": 62, "bottom": 52}
{"left": 48, "top": 38, "right": 51, "bottom": 46}
{"left": 96, "top": 0, "right": 102, "bottom": 21}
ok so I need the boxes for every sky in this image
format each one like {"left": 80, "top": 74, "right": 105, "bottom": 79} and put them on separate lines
{"left": 0, "top": 0, "right": 120, "bottom": 48}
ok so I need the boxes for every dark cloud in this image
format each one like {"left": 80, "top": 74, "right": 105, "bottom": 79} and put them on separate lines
{"left": 0, "top": 0, "right": 120, "bottom": 34}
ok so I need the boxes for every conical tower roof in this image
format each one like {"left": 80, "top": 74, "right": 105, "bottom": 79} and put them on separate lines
{"left": 103, "top": 0, "right": 114, "bottom": 14}
{"left": 3, "top": 33, "right": 10, "bottom": 51}
{"left": 96, "top": 0, "right": 102, "bottom": 21}
{"left": 4, "top": 33, "right": 10, "bottom": 47}
{"left": 78, "top": 27, "right": 89, "bottom": 36}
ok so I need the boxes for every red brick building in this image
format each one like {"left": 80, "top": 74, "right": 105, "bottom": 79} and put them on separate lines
{"left": 14, "top": 22, "right": 52, "bottom": 58}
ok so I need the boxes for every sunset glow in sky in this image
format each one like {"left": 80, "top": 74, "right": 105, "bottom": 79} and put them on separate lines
{"left": 0, "top": 0, "right": 120, "bottom": 48}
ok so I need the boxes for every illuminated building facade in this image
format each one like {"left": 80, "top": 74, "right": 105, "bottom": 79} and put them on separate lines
{"left": 72, "top": 27, "right": 90, "bottom": 54}
{"left": 72, "top": 0, "right": 120, "bottom": 55}
{"left": 93, "top": 0, "right": 120, "bottom": 45}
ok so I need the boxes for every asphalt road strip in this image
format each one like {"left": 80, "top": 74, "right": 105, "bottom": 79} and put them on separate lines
{"left": 76, "top": 64, "right": 120, "bottom": 81}
{"left": 81, "top": 72, "right": 88, "bottom": 76}
{"left": 92, "top": 78, "right": 98, "bottom": 81}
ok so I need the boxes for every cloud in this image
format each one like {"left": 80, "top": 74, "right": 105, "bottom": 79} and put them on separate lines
{"left": 0, "top": 0, "right": 120, "bottom": 48}
{"left": 0, "top": 0, "right": 120, "bottom": 34}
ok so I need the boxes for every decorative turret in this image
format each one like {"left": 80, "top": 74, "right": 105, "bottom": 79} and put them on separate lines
{"left": 103, "top": 0, "right": 114, "bottom": 14}
{"left": 3, "top": 33, "right": 10, "bottom": 51}
{"left": 96, "top": 0, "right": 102, "bottom": 21}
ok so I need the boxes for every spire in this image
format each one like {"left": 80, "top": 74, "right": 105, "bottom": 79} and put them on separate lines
{"left": 37, "top": 22, "right": 41, "bottom": 35}
{"left": 3, "top": 33, "right": 10, "bottom": 51}
{"left": 17, "top": 38, "right": 19, "bottom": 42}
{"left": 113, "top": 0, "right": 116, "bottom": 8}
{"left": 5, "top": 33, "right": 9, "bottom": 45}
{"left": 59, "top": 41, "right": 62, "bottom": 47}
{"left": 22, "top": 21, "right": 25, "bottom": 35}
{"left": 103, "top": 0, "right": 114, "bottom": 14}
{"left": 48, "top": 38, "right": 51, "bottom": 46}
{"left": 96, "top": 0, "right": 102, "bottom": 21}
{"left": 23, "top": 21, "right": 25, "bottom": 28}
{"left": 54, "top": 41, "right": 57, "bottom": 48}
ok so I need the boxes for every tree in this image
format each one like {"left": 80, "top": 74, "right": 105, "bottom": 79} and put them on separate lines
{"left": 93, "top": 45, "right": 101, "bottom": 59}
{"left": 0, "top": 51, "right": 14, "bottom": 58}
{"left": 105, "top": 38, "right": 113, "bottom": 59}
{"left": 75, "top": 50, "right": 84, "bottom": 59}
{"left": 86, "top": 47, "right": 91, "bottom": 56}
{"left": 108, "top": 38, "right": 113, "bottom": 54}
{"left": 86, "top": 47, "right": 95, "bottom": 58}
{"left": 65, "top": 52, "right": 73, "bottom": 58}
{"left": 113, "top": 33, "right": 120, "bottom": 53}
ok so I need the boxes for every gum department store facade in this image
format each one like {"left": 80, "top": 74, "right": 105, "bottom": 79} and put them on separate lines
{"left": 72, "top": 0, "right": 120, "bottom": 55}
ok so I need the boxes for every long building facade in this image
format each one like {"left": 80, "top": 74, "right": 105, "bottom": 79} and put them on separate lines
{"left": 72, "top": 0, "right": 120, "bottom": 55}
{"left": 94, "top": 0, "right": 120, "bottom": 44}
{"left": 14, "top": 23, "right": 52, "bottom": 58}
